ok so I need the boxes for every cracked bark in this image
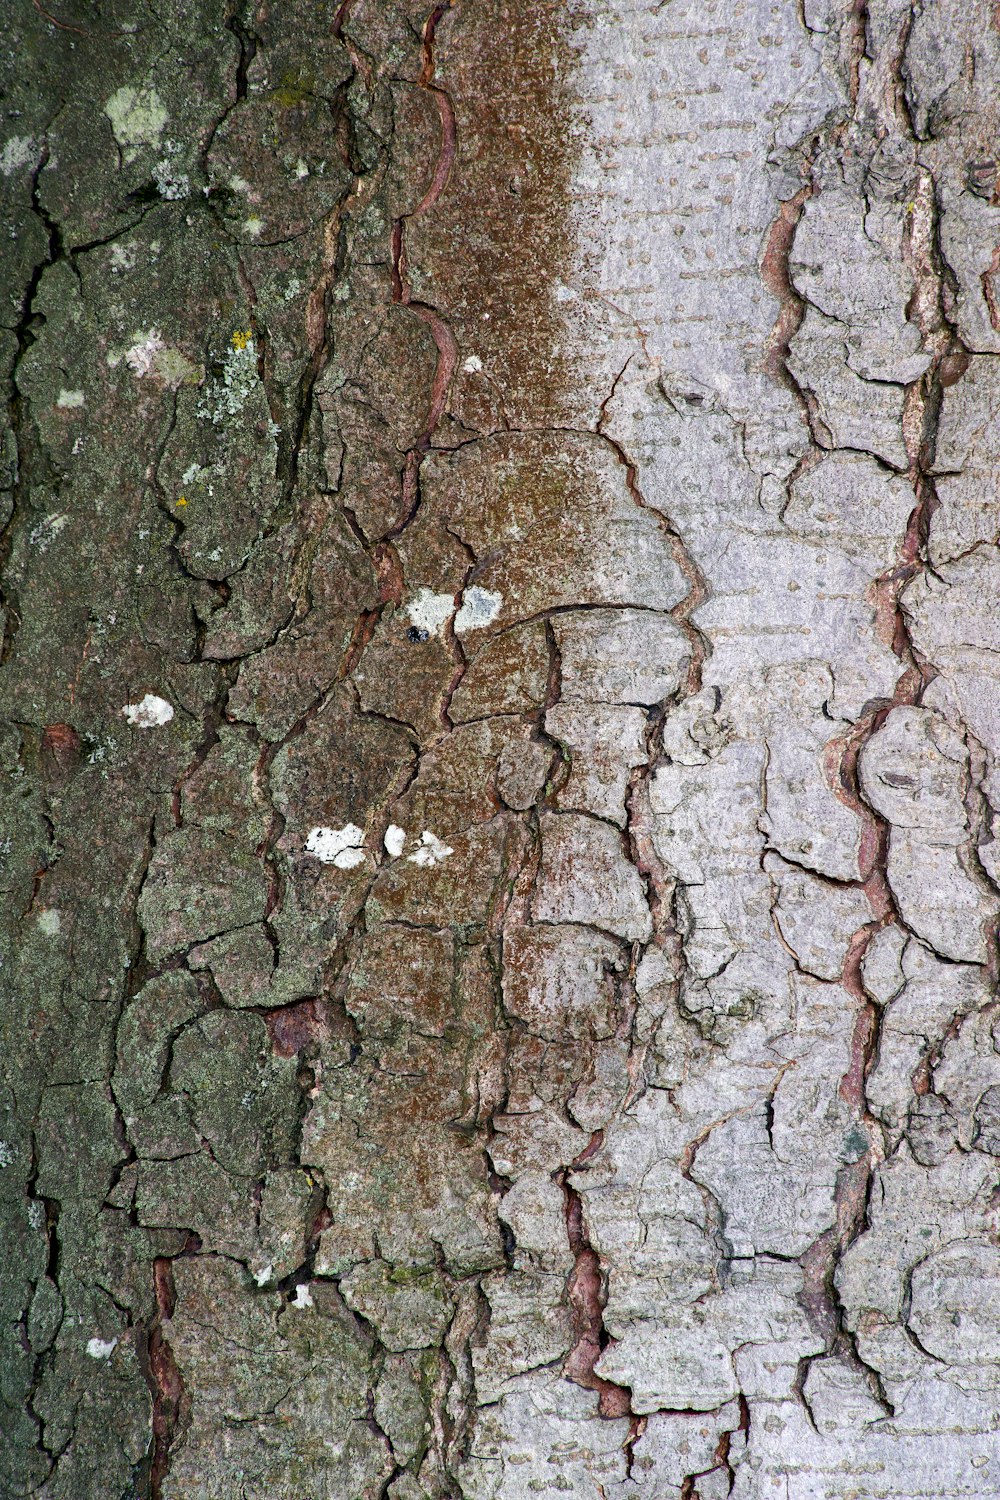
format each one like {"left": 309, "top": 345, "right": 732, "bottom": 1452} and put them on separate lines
{"left": 3, "top": 2, "right": 1000, "bottom": 1498}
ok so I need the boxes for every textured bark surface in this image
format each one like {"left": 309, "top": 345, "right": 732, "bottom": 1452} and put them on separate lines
{"left": 2, "top": 1, "right": 1000, "bottom": 1495}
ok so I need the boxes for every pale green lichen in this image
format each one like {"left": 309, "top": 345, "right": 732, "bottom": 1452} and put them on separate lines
{"left": 153, "top": 346, "right": 200, "bottom": 385}
{"left": 103, "top": 85, "right": 169, "bottom": 161}
{"left": 181, "top": 461, "right": 214, "bottom": 493}
{"left": 196, "top": 332, "right": 260, "bottom": 425}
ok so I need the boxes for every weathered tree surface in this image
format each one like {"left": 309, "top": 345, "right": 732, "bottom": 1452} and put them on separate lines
{"left": 3, "top": 0, "right": 1000, "bottom": 1494}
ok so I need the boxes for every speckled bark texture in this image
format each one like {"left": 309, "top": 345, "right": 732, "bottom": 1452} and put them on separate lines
{"left": 2, "top": 1, "right": 999, "bottom": 1496}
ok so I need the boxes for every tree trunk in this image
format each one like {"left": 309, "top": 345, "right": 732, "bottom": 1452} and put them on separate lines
{"left": 2, "top": 1, "right": 999, "bottom": 1496}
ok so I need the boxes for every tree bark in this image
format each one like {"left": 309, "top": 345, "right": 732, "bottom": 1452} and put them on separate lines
{"left": 2, "top": 1, "right": 1000, "bottom": 1496}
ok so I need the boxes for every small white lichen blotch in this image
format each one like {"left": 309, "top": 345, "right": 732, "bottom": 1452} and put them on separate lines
{"left": 406, "top": 589, "right": 456, "bottom": 638}
{"left": 56, "top": 389, "right": 85, "bottom": 409}
{"left": 29, "top": 513, "right": 69, "bottom": 551}
{"left": 291, "top": 1283, "right": 314, "bottom": 1309}
{"left": 0, "top": 135, "right": 35, "bottom": 176}
{"left": 122, "top": 330, "right": 165, "bottom": 378}
{"left": 153, "top": 159, "right": 190, "bottom": 200}
{"left": 455, "top": 586, "right": 503, "bottom": 633}
{"left": 305, "top": 824, "right": 367, "bottom": 869}
{"left": 85, "top": 1337, "right": 118, "bottom": 1360}
{"left": 384, "top": 824, "right": 407, "bottom": 858}
{"left": 122, "top": 694, "right": 174, "bottom": 729}
{"left": 408, "top": 831, "right": 454, "bottom": 867}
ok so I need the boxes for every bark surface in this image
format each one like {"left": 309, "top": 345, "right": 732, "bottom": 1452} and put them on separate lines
{"left": 2, "top": 1, "right": 1000, "bottom": 1496}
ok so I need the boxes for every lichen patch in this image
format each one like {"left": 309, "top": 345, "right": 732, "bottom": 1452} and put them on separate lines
{"left": 85, "top": 1337, "right": 118, "bottom": 1360}
{"left": 305, "top": 824, "right": 367, "bottom": 869}
{"left": 455, "top": 586, "right": 502, "bottom": 633}
{"left": 406, "top": 589, "right": 455, "bottom": 638}
{"left": 122, "top": 694, "right": 174, "bottom": 728}
{"left": 103, "top": 85, "right": 168, "bottom": 160}
{"left": 407, "top": 831, "right": 454, "bottom": 867}
{"left": 0, "top": 135, "right": 35, "bottom": 175}
{"left": 384, "top": 824, "right": 407, "bottom": 858}
{"left": 120, "top": 330, "right": 165, "bottom": 378}
{"left": 29, "top": 514, "right": 69, "bottom": 550}
{"left": 196, "top": 334, "right": 260, "bottom": 424}
{"left": 153, "top": 159, "right": 190, "bottom": 200}
{"left": 108, "top": 330, "right": 198, "bottom": 389}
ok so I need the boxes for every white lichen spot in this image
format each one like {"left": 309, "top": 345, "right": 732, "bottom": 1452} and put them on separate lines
{"left": 461, "top": 354, "right": 483, "bottom": 374}
{"left": 85, "top": 1336, "right": 118, "bottom": 1360}
{"left": 408, "top": 830, "right": 454, "bottom": 867}
{"left": 110, "top": 242, "right": 136, "bottom": 274}
{"left": 291, "top": 1283, "right": 313, "bottom": 1309}
{"left": 0, "top": 135, "right": 35, "bottom": 176}
{"left": 37, "top": 910, "right": 61, "bottom": 937}
{"left": 454, "top": 586, "right": 502, "bottom": 633}
{"left": 29, "top": 513, "right": 69, "bottom": 550}
{"left": 554, "top": 281, "right": 577, "bottom": 303}
{"left": 294, "top": 158, "right": 309, "bottom": 179}
{"left": 336, "top": 846, "right": 367, "bottom": 869}
{"left": 153, "top": 159, "right": 190, "bottom": 200}
{"left": 122, "top": 693, "right": 174, "bottom": 729}
{"left": 284, "top": 277, "right": 302, "bottom": 301}
{"left": 27, "top": 1201, "right": 44, "bottom": 1230}
{"left": 243, "top": 216, "right": 264, "bottom": 239}
{"left": 305, "top": 824, "right": 367, "bottom": 870}
{"left": 122, "top": 329, "right": 164, "bottom": 377}
{"left": 229, "top": 175, "right": 250, "bottom": 193}
{"left": 384, "top": 824, "right": 406, "bottom": 858}
{"left": 406, "top": 589, "right": 455, "bottom": 638}
{"left": 56, "top": 389, "right": 84, "bottom": 409}
{"left": 0, "top": 1141, "right": 14, "bottom": 1168}
{"left": 253, "top": 1263, "right": 273, "bottom": 1287}
{"left": 103, "top": 86, "right": 169, "bottom": 161}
